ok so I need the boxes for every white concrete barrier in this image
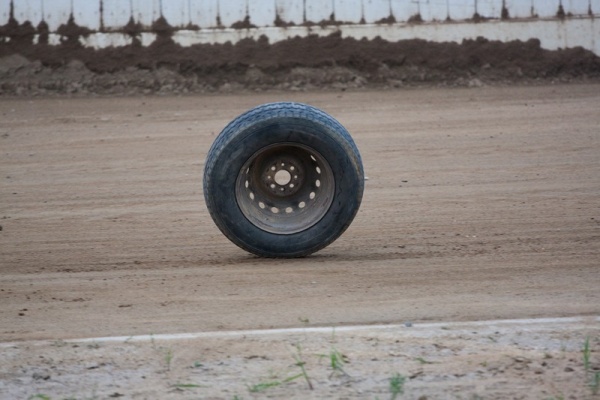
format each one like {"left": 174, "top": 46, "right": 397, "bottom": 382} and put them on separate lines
{"left": 218, "top": 0, "right": 245, "bottom": 27}
{"left": 305, "top": 0, "right": 333, "bottom": 23}
{"left": 391, "top": 0, "right": 419, "bottom": 21}
{"left": 162, "top": 0, "right": 189, "bottom": 28}
{"left": 0, "top": 0, "right": 10, "bottom": 26}
{"left": 276, "top": 0, "right": 303, "bottom": 24}
{"left": 476, "top": 0, "right": 502, "bottom": 19}
{"left": 363, "top": 0, "right": 390, "bottom": 23}
{"left": 190, "top": 0, "right": 219, "bottom": 28}
{"left": 249, "top": 0, "right": 276, "bottom": 27}
{"left": 13, "top": 0, "right": 42, "bottom": 27}
{"left": 593, "top": 0, "right": 600, "bottom": 16}
{"left": 1, "top": 0, "right": 599, "bottom": 56}
{"left": 419, "top": 0, "right": 449, "bottom": 21}
{"left": 102, "top": 0, "right": 131, "bottom": 30}
{"left": 564, "top": 0, "right": 590, "bottom": 16}
{"left": 72, "top": 0, "right": 100, "bottom": 30}
{"left": 449, "top": 0, "right": 476, "bottom": 21}
{"left": 335, "top": 0, "right": 363, "bottom": 23}
{"left": 533, "top": 0, "right": 558, "bottom": 18}
{"left": 505, "top": 0, "right": 533, "bottom": 18}
{"left": 5, "top": 0, "right": 600, "bottom": 30}
{"left": 130, "top": 0, "right": 160, "bottom": 27}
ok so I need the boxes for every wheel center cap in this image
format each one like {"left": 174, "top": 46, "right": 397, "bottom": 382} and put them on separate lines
{"left": 274, "top": 170, "right": 292, "bottom": 185}
{"left": 262, "top": 158, "right": 304, "bottom": 197}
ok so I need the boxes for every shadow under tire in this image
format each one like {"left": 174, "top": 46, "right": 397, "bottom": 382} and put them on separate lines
{"left": 203, "top": 102, "right": 364, "bottom": 257}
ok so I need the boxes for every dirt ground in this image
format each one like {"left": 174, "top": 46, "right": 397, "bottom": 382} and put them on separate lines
{"left": 1, "top": 84, "right": 599, "bottom": 398}
{"left": 2, "top": 32, "right": 600, "bottom": 96}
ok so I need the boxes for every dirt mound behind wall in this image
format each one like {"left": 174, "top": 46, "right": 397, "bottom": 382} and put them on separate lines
{"left": 1, "top": 32, "right": 600, "bottom": 95}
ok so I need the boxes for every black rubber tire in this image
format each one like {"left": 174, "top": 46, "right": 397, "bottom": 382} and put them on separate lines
{"left": 203, "top": 102, "right": 364, "bottom": 257}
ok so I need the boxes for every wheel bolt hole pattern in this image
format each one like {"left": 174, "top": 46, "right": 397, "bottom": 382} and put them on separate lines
{"left": 203, "top": 102, "right": 364, "bottom": 257}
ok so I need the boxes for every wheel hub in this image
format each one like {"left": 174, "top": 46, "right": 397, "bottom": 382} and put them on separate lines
{"left": 260, "top": 156, "right": 305, "bottom": 197}
{"left": 235, "top": 143, "right": 335, "bottom": 235}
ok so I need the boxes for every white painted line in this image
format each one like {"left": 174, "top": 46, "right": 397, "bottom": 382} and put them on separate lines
{"left": 2, "top": 316, "right": 597, "bottom": 348}
{"left": 16, "top": 316, "right": 600, "bottom": 343}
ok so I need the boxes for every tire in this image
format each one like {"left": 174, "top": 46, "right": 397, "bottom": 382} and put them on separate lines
{"left": 203, "top": 102, "right": 364, "bottom": 257}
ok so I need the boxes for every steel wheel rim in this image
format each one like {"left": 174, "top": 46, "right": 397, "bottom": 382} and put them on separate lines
{"left": 235, "top": 142, "right": 335, "bottom": 235}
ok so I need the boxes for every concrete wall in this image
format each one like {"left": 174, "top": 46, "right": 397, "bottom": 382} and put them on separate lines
{"left": 1, "top": 0, "right": 599, "bottom": 56}
{"left": 2, "top": 0, "right": 599, "bottom": 30}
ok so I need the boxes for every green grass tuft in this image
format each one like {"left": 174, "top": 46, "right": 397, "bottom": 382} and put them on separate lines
{"left": 172, "top": 383, "right": 203, "bottom": 389}
{"left": 590, "top": 371, "right": 600, "bottom": 395}
{"left": 292, "top": 343, "right": 314, "bottom": 390}
{"left": 389, "top": 373, "right": 406, "bottom": 400}
{"left": 583, "top": 337, "right": 591, "bottom": 371}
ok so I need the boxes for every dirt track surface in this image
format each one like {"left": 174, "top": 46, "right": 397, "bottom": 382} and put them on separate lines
{"left": 0, "top": 85, "right": 599, "bottom": 398}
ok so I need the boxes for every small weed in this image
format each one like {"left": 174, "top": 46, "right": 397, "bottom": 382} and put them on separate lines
{"left": 172, "top": 383, "right": 203, "bottom": 389}
{"left": 329, "top": 348, "right": 348, "bottom": 373}
{"left": 319, "top": 347, "right": 349, "bottom": 377}
{"left": 28, "top": 395, "right": 51, "bottom": 400}
{"left": 86, "top": 342, "right": 101, "bottom": 349}
{"left": 292, "top": 343, "right": 313, "bottom": 390}
{"left": 298, "top": 317, "right": 310, "bottom": 324}
{"left": 415, "top": 357, "right": 434, "bottom": 365}
{"left": 52, "top": 340, "right": 67, "bottom": 348}
{"left": 246, "top": 344, "right": 313, "bottom": 393}
{"left": 583, "top": 337, "right": 591, "bottom": 371}
{"left": 164, "top": 348, "right": 174, "bottom": 371}
{"left": 590, "top": 371, "right": 600, "bottom": 395}
{"left": 248, "top": 374, "right": 302, "bottom": 393}
{"left": 389, "top": 373, "right": 406, "bottom": 399}
{"left": 192, "top": 361, "right": 204, "bottom": 368}
{"left": 582, "top": 336, "right": 600, "bottom": 395}
{"left": 248, "top": 380, "right": 282, "bottom": 392}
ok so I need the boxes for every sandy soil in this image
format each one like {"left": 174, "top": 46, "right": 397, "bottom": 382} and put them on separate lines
{"left": 1, "top": 318, "right": 599, "bottom": 399}
{"left": 1, "top": 84, "right": 599, "bottom": 398}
